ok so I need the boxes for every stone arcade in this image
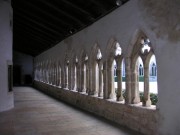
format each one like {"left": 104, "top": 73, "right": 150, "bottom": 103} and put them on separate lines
{"left": 1, "top": 0, "right": 180, "bottom": 135}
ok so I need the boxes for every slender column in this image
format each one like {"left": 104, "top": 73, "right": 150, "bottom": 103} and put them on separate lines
{"left": 52, "top": 66, "right": 54, "bottom": 84}
{"left": 98, "top": 63, "right": 103, "bottom": 97}
{"left": 47, "top": 68, "right": 50, "bottom": 84}
{"left": 103, "top": 61, "right": 108, "bottom": 99}
{"left": 125, "top": 58, "right": 132, "bottom": 104}
{"left": 54, "top": 67, "right": 56, "bottom": 85}
{"left": 109, "top": 61, "right": 115, "bottom": 99}
{"left": 86, "top": 65, "right": 89, "bottom": 94}
{"left": 54, "top": 66, "right": 56, "bottom": 85}
{"left": 56, "top": 67, "right": 58, "bottom": 86}
{"left": 74, "top": 65, "right": 77, "bottom": 90}
{"left": 51, "top": 67, "right": 53, "bottom": 84}
{"left": 49, "top": 68, "right": 51, "bottom": 84}
{"left": 68, "top": 65, "right": 71, "bottom": 90}
{"left": 116, "top": 60, "right": 123, "bottom": 101}
{"left": 56, "top": 66, "right": 59, "bottom": 86}
{"left": 82, "top": 64, "right": 86, "bottom": 92}
{"left": 59, "top": 68, "right": 62, "bottom": 87}
{"left": 132, "top": 65, "right": 140, "bottom": 104}
{"left": 69, "top": 65, "right": 73, "bottom": 90}
{"left": 77, "top": 64, "right": 81, "bottom": 92}
{"left": 88, "top": 69, "right": 93, "bottom": 95}
{"left": 95, "top": 63, "right": 99, "bottom": 96}
{"left": 65, "top": 66, "right": 68, "bottom": 88}
{"left": 143, "top": 65, "right": 151, "bottom": 106}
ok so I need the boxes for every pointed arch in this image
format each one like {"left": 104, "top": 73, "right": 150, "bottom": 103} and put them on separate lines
{"left": 106, "top": 39, "right": 124, "bottom": 101}
{"left": 89, "top": 43, "right": 103, "bottom": 96}
{"left": 130, "top": 30, "right": 158, "bottom": 107}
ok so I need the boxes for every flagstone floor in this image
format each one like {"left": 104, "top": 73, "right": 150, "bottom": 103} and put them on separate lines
{"left": 0, "top": 87, "right": 143, "bottom": 135}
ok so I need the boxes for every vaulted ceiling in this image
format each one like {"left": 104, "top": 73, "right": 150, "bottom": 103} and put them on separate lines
{"left": 12, "top": 0, "right": 129, "bottom": 56}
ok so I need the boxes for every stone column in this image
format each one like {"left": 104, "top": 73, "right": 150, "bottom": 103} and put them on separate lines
{"left": 86, "top": 65, "right": 89, "bottom": 94}
{"left": 54, "top": 66, "right": 56, "bottom": 85}
{"left": 59, "top": 68, "right": 62, "bottom": 87}
{"left": 74, "top": 65, "right": 77, "bottom": 90}
{"left": 95, "top": 63, "right": 99, "bottom": 96}
{"left": 109, "top": 60, "right": 115, "bottom": 99}
{"left": 77, "top": 64, "right": 81, "bottom": 92}
{"left": 90, "top": 63, "right": 98, "bottom": 96}
{"left": 49, "top": 68, "right": 51, "bottom": 84}
{"left": 51, "top": 67, "right": 53, "bottom": 84}
{"left": 143, "top": 65, "right": 151, "bottom": 107}
{"left": 70, "top": 65, "right": 74, "bottom": 90}
{"left": 56, "top": 67, "right": 58, "bottom": 86}
{"left": 103, "top": 61, "right": 108, "bottom": 99}
{"left": 68, "top": 65, "right": 71, "bottom": 90}
{"left": 65, "top": 65, "right": 68, "bottom": 89}
{"left": 125, "top": 58, "right": 132, "bottom": 104}
{"left": 132, "top": 65, "right": 140, "bottom": 104}
{"left": 98, "top": 63, "right": 103, "bottom": 97}
{"left": 116, "top": 59, "right": 123, "bottom": 101}
{"left": 56, "top": 66, "right": 59, "bottom": 86}
{"left": 82, "top": 64, "right": 86, "bottom": 92}
{"left": 88, "top": 68, "right": 92, "bottom": 95}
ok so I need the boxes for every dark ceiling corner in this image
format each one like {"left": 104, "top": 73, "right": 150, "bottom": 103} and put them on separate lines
{"left": 12, "top": 0, "right": 130, "bottom": 57}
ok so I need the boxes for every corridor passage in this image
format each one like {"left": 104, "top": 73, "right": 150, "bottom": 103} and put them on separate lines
{"left": 0, "top": 87, "right": 142, "bottom": 135}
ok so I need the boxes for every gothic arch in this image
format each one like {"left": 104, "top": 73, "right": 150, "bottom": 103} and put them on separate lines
{"left": 106, "top": 39, "right": 124, "bottom": 100}
{"left": 130, "top": 30, "right": 157, "bottom": 107}
{"left": 89, "top": 43, "right": 102, "bottom": 95}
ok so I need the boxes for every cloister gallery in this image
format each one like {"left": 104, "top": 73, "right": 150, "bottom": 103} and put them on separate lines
{"left": 1, "top": 0, "right": 180, "bottom": 135}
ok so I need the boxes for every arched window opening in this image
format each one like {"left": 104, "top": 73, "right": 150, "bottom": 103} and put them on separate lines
{"left": 121, "top": 59, "right": 126, "bottom": 97}
{"left": 151, "top": 63, "right": 157, "bottom": 76}
{"left": 137, "top": 57, "right": 144, "bottom": 93}
{"left": 114, "top": 43, "right": 123, "bottom": 101}
{"left": 149, "top": 55, "right": 157, "bottom": 77}
{"left": 139, "top": 64, "right": 144, "bottom": 76}
{"left": 140, "top": 37, "right": 157, "bottom": 107}
{"left": 141, "top": 38, "right": 151, "bottom": 54}
{"left": 122, "top": 59, "right": 125, "bottom": 77}
{"left": 149, "top": 55, "right": 158, "bottom": 105}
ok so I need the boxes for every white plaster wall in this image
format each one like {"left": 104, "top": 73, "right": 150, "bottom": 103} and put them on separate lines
{"left": 34, "top": 0, "right": 180, "bottom": 134}
{"left": 13, "top": 51, "right": 33, "bottom": 84}
{"left": 0, "top": 0, "right": 14, "bottom": 112}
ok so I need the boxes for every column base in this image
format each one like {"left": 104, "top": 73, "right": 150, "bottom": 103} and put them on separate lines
{"left": 116, "top": 95, "right": 124, "bottom": 101}
{"left": 143, "top": 99, "right": 151, "bottom": 107}
{"left": 132, "top": 96, "right": 140, "bottom": 104}
{"left": 98, "top": 92, "right": 103, "bottom": 97}
{"left": 109, "top": 92, "right": 116, "bottom": 99}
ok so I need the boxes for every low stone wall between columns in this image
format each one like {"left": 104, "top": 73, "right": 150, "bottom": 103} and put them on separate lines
{"left": 33, "top": 81, "right": 158, "bottom": 135}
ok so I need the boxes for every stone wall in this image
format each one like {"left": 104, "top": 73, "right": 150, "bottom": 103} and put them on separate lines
{"left": 0, "top": 0, "right": 14, "bottom": 112}
{"left": 33, "top": 0, "right": 180, "bottom": 134}
{"left": 34, "top": 81, "right": 158, "bottom": 135}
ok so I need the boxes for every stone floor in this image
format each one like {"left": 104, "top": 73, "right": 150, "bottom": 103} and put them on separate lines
{"left": 0, "top": 87, "right": 143, "bottom": 135}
